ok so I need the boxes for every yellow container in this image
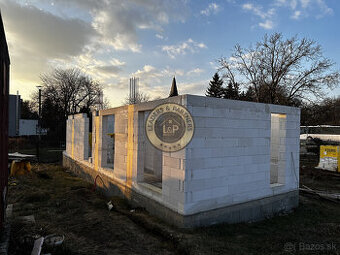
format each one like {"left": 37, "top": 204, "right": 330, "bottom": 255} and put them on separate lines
{"left": 320, "top": 145, "right": 339, "bottom": 158}
{"left": 319, "top": 145, "right": 340, "bottom": 172}
{"left": 10, "top": 161, "right": 31, "bottom": 176}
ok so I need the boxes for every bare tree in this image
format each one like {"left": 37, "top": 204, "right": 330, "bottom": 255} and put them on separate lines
{"left": 39, "top": 68, "right": 104, "bottom": 118}
{"left": 219, "top": 33, "right": 340, "bottom": 104}
{"left": 27, "top": 68, "right": 107, "bottom": 142}
{"left": 124, "top": 92, "right": 150, "bottom": 105}
{"left": 100, "top": 97, "right": 111, "bottom": 110}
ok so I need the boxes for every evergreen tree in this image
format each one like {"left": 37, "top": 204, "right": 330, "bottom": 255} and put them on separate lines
{"left": 224, "top": 81, "right": 240, "bottom": 100}
{"left": 206, "top": 73, "right": 224, "bottom": 98}
{"left": 239, "top": 86, "right": 256, "bottom": 102}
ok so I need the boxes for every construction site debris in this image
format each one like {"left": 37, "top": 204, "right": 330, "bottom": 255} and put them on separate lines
{"left": 107, "top": 201, "right": 113, "bottom": 211}
{"left": 31, "top": 237, "right": 44, "bottom": 255}
{"left": 300, "top": 185, "right": 340, "bottom": 203}
{"left": 10, "top": 161, "right": 32, "bottom": 176}
{"left": 44, "top": 234, "right": 64, "bottom": 247}
{"left": 17, "top": 215, "right": 35, "bottom": 224}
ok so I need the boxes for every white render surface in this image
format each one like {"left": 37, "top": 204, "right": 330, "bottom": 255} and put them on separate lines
{"left": 64, "top": 95, "right": 300, "bottom": 216}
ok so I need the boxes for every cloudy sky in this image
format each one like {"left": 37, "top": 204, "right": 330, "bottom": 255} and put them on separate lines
{"left": 1, "top": 0, "right": 340, "bottom": 107}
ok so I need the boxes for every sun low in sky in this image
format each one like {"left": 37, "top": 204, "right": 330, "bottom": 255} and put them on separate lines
{"left": 1, "top": 0, "right": 339, "bottom": 107}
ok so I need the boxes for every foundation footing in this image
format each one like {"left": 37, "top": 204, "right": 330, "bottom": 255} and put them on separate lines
{"left": 63, "top": 153, "right": 299, "bottom": 228}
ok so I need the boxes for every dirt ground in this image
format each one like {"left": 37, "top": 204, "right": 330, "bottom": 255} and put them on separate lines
{"left": 7, "top": 158, "right": 340, "bottom": 255}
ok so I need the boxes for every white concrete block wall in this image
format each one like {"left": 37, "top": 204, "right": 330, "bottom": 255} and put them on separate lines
{"left": 134, "top": 96, "right": 187, "bottom": 213}
{"left": 284, "top": 112, "right": 300, "bottom": 191}
{"left": 161, "top": 150, "right": 186, "bottom": 209}
{"left": 101, "top": 115, "right": 115, "bottom": 168}
{"left": 184, "top": 95, "right": 300, "bottom": 215}
{"left": 66, "top": 95, "right": 300, "bottom": 217}
{"left": 113, "top": 109, "right": 128, "bottom": 182}
{"left": 66, "top": 118, "right": 72, "bottom": 156}
{"left": 91, "top": 112, "right": 100, "bottom": 166}
{"left": 65, "top": 114, "right": 89, "bottom": 160}
{"left": 90, "top": 108, "right": 128, "bottom": 182}
{"left": 144, "top": 137, "right": 162, "bottom": 178}
{"left": 134, "top": 111, "right": 146, "bottom": 183}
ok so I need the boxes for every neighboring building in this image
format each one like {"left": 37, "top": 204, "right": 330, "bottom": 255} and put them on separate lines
{"left": 8, "top": 93, "right": 20, "bottom": 137}
{"left": 0, "top": 11, "right": 10, "bottom": 228}
{"left": 300, "top": 125, "right": 340, "bottom": 142}
{"left": 8, "top": 93, "right": 47, "bottom": 136}
{"left": 19, "top": 119, "right": 38, "bottom": 136}
{"left": 63, "top": 95, "right": 300, "bottom": 228}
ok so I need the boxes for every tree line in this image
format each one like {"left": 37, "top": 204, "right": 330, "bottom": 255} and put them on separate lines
{"left": 21, "top": 67, "right": 152, "bottom": 144}
{"left": 206, "top": 33, "right": 340, "bottom": 125}
{"left": 22, "top": 68, "right": 108, "bottom": 144}
{"left": 206, "top": 72, "right": 254, "bottom": 101}
{"left": 22, "top": 32, "right": 340, "bottom": 144}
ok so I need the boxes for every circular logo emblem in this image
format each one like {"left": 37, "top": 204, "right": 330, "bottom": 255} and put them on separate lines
{"left": 145, "top": 103, "right": 194, "bottom": 152}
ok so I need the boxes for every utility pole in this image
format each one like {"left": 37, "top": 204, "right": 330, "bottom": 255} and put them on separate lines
{"left": 36, "top": 86, "right": 42, "bottom": 163}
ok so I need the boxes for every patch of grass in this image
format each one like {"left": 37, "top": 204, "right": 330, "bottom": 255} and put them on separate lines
{"left": 36, "top": 171, "right": 52, "bottom": 179}
{"left": 23, "top": 192, "right": 51, "bottom": 203}
{"left": 8, "top": 159, "right": 340, "bottom": 255}
{"left": 8, "top": 164, "right": 175, "bottom": 255}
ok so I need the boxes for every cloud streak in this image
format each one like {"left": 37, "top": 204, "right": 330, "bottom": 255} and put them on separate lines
{"left": 242, "top": 0, "right": 333, "bottom": 30}
{"left": 0, "top": 0, "right": 97, "bottom": 84}
{"left": 0, "top": 0, "right": 190, "bottom": 104}
{"left": 242, "top": 3, "right": 275, "bottom": 29}
{"left": 201, "top": 3, "right": 220, "bottom": 16}
{"left": 50, "top": 0, "right": 189, "bottom": 52}
{"left": 162, "top": 38, "right": 207, "bottom": 59}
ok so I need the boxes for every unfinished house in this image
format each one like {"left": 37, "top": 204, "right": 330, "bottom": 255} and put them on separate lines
{"left": 63, "top": 95, "right": 300, "bottom": 228}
